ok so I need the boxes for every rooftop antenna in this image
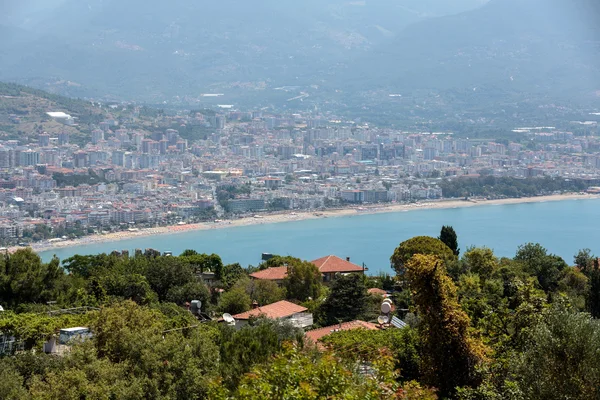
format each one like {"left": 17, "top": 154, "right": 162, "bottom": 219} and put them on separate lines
{"left": 222, "top": 313, "right": 236, "bottom": 326}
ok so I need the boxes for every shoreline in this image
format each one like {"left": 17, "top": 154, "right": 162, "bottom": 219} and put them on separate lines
{"left": 23, "top": 193, "right": 598, "bottom": 255}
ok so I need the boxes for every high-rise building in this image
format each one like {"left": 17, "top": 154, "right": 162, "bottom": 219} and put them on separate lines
{"left": 423, "top": 148, "right": 439, "bottom": 161}
{"left": 159, "top": 139, "right": 168, "bottom": 155}
{"left": 215, "top": 115, "right": 226, "bottom": 129}
{"left": 0, "top": 147, "right": 12, "bottom": 168}
{"left": 73, "top": 151, "right": 89, "bottom": 168}
{"left": 58, "top": 132, "right": 70, "bottom": 146}
{"left": 38, "top": 133, "right": 50, "bottom": 147}
{"left": 91, "top": 129, "right": 105, "bottom": 145}
{"left": 112, "top": 150, "right": 125, "bottom": 166}
{"left": 19, "top": 149, "right": 40, "bottom": 166}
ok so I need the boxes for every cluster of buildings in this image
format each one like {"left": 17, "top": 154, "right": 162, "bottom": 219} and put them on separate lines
{"left": 0, "top": 105, "right": 598, "bottom": 244}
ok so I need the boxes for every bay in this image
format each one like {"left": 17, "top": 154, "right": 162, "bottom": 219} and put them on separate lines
{"left": 39, "top": 198, "right": 600, "bottom": 273}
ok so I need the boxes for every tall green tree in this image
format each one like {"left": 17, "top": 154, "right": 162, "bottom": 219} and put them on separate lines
{"left": 0, "top": 365, "right": 28, "bottom": 400}
{"left": 218, "top": 286, "right": 251, "bottom": 315}
{"left": 319, "top": 273, "right": 369, "bottom": 325}
{"left": 0, "top": 249, "right": 65, "bottom": 308}
{"left": 283, "top": 260, "right": 322, "bottom": 302}
{"left": 220, "top": 263, "right": 246, "bottom": 290}
{"left": 236, "top": 277, "right": 285, "bottom": 306}
{"left": 214, "top": 345, "right": 437, "bottom": 400}
{"left": 143, "top": 256, "right": 195, "bottom": 301}
{"left": 181, "top": 253, "right": 223, "bottom": 277}
{"left": 515, "top": 243, "right": 568, "bottom": 292}
{"left": 574, "top": 248, "right": 595, "bottom": 272}
{"left": 403, "top": 254, "right": 488, "bottom": 397}
{"left": 391, "top": 236, "right": 455, "bottom": 278}
{"left": 218, "top": 319, "right": 304, "bottom": 389}
{"left": 462, "top": 247, "right": 498, "bottom": 278}
{"left": 514, "top": 305, "right": 600, "bottom": 400}
{"left": 586, "top": 261, "right": 600, "bottom": 318}
{"left": 439, "top": 225, "right": 460, "bottom": 256}
{"left": 320, "top": 327, "right": 422, "bottom": 381}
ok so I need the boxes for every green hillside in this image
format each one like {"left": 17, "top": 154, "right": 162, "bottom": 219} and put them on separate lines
{"left": 0, "top": 82, "right": 105, "bottom": 144}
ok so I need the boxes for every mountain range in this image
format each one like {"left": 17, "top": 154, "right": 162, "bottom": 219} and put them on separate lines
{"left": 0, "top": 0, "right": 598, "bottom": 113}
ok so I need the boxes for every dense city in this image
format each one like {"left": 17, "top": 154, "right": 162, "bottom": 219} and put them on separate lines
{"left": 0, "top": 98, "right": 599, "bottom": 246}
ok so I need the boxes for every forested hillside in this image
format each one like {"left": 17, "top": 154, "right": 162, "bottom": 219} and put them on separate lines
{"left": 2, "top": 229, "right": 600, "bottom": 399}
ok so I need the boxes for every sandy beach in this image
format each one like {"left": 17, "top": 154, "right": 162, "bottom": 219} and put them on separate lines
{"left": 21, "top": 193, "right": 598, "bottom": 254}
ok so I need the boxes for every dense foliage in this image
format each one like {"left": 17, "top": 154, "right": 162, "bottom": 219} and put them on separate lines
{"left": 390, "top": 236, "right": 455, "bottom": 277}
{"left": 439, "top": 176, "right": 595, "bottom": 199}
{"left": 3, "top": 230, "right": 600, "bottom": 398}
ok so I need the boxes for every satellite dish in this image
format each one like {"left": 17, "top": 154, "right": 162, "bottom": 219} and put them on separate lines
{"left": 0, "top": 305, "right": 4, "bottom": 312}
{"left": 381, "top": 302, "right": 392, "bottom": 314}
{"left": 222, "top": 313, "right": 235, "bottom": 324}
{"left": 382, "top": 298, "right": 393, "bottom": 305}
{"left": 378, "top": 315, "right": 389, "bottom": 325}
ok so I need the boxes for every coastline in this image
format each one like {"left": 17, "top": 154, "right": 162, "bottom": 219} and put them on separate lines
{"left": 22, "top": 193, "right": 598, "bottom": 255}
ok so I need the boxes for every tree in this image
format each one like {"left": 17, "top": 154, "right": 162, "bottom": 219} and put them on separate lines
{"left": 180, "top": 249, "right": 198, "bottom": 257}
{"left": 258, "top": 255, "right": 300, "bottom": 270}
{"left": 0, "top": 363, "right": 28, "bottom": 400}
{"left": 220, "top": 263, "right": 246, "bottom": 290}
{"left": 95, "top": 272, "right": 158, "bottom": 305}
{"left": 319, "top": 273, "right": 369, "bottom": 325}
{"left": 217, "top": 319, "right": 304, "bottom": 390}
{"left": 513, "top": 305, "right": 600, "bottom": 400}
{"left": 283, "top": 260, "right": 322, "bottom": 302}
{"left": 515, "top": 243, "right": 568, "bottom": 292}
{"left": 586, "top": 261, "right": 600, "bottom": 318}
{"left": 165, "top": 281, "right": 210, "bottom": 306}
{"left": 143, "top": 256, "right": 195, "bottom": 301}
{"left": 22, "top": 301, "right": 221, "bottom": 400}
{"left": 320, "top": 327, "right": 422, "bottom": 382}
{"left": 390, "top": 236, "right": 455, "bottom": 278}
{"left": 557, "top": 267, "right": 588, "bottom": 310}
{"left": 92, "top": 301, "right": 164, "bottom": 362}
{"left": 403, "top": 254, "right": 488, "bottom": 397}
{"left": 237, "top": 277, "right": 284, "bottom": 306}
{"left": 213, "top": 344, "right": 437, "bottom": 400}
{"left": 0, "top": 249, "right": 65, "bottom": 308}
{"left": 462, "top": 247, "right": 498, "bottom": 278}
{"left": 218, "top": 286, "right": 251, "bottom": 315}
{"left": 439, "top": 226, "right": 460, "bottom": 256}
{"left": 574, "top": 248, "right": 595, "bottom": 272}
{"left": 181, "top": 253, "right": 223, "bottom": 277}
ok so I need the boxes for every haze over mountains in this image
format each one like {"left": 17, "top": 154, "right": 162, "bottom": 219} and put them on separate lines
{"left": 1, "top": 0, "right": 598, "bottom": 111}
{"left": 353, "top": 0, "right": 600, "bottom": 102}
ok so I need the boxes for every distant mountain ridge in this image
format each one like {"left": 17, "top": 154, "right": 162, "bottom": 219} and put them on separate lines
{"left": 343, "top": 0, "right": 600, "bottom": 104}
{"left": 0, "top": 0, "right": 487, "bottom": 101}
{"left": 1, "top": 0, "right": 597, "bottom": 113}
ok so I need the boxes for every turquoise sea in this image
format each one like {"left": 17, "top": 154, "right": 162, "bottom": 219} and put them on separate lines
{"left": 39, "top": 198, "right": 600, "bottom": 274}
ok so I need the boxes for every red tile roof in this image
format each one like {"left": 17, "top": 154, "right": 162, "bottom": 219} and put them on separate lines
{"left": 305, "top": 320, "right": 379, "bottom": 344}
{"left": 367, "top": 288, "right": 388, "bottom": 296}
{"left": 311, "top": 255, "right": 365, "bottom": 274}
{"left": 249, "top": 266, "right": 288, "bottom": 281}
{"left": 250, "top": 256, "right": 365, "bottom": 281}
{"left": 232, "top": 300, "right": 307, "bottom": 320}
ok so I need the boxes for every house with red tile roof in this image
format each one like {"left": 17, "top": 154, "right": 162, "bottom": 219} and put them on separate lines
{"left": 249, "top": 255, "right": 365, "bottom": 285}
{"left": 311, "top": 255, "right": 365, "bottom": 283}
{"left": 249, "top": 266, "right": 288, "bottom": 284}
{"left": 231, "top": 300, "right": 313, "bottom": 329}
{"left": 305, "top": 320, "right": 379, "bottom": 348}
